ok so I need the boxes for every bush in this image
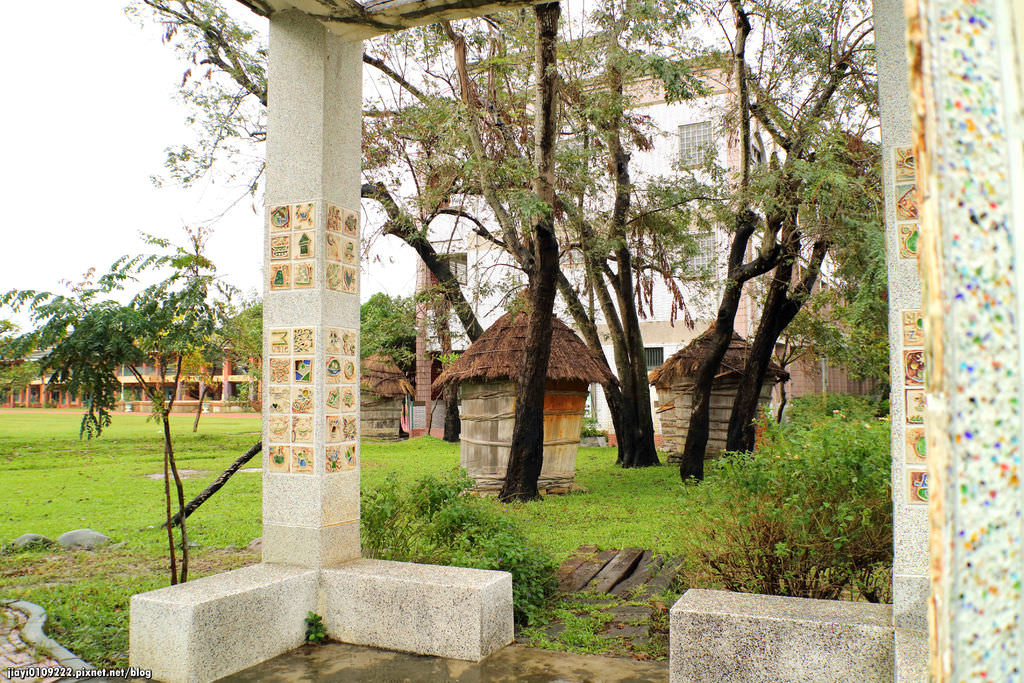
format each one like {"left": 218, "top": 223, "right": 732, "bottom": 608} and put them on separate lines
{"left": 784, "top": 393, "right": 881, "bottom": 425}
{"left": 690, "top": 407, "right": 892, "bottom": 602}
{"left": 361, "top": 470, "right": 558, "bottom": 625}
{"left": 580, "top": 416, "right": 606, "bottom": 438}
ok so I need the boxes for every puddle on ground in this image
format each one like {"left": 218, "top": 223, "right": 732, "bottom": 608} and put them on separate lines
{"left": 221, "top": 642, "right": 667, "bottom": 683}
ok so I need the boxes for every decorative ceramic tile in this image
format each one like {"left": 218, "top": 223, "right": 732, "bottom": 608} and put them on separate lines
{"left": 326, "top": 387, "right": 342, "bottom": 410}
{"left": 893, "top": 147, "right": 916, "bottom": 183}
{"left": 270, "top": 235, "right": 291, "bottom": 261}
{"left": 343, "top": 442, "right": 358, "bottom": 468}
{"left": 898, "top": 222, "right": 920, "bottom": 258}
{"left": 342, "top": 237, "right": 358, "bottom": 265}
{"left": 291, "top": 446, "right": 314, "bottom": 473}
{"left": 268, "top": 416, "right": 290, "bottom": 443}
{"left": 902, "top": 310, "right": 924, "bottom": 348}
{"left": 326, "top": 263, "right": 343, "bottom": 291}
{"left": 293, "top": 262, "right": 314, "bottom": 289}
{"left": 326, "top": 232, "right": 342, "bottom": 263}
{"left": 906, "top": 427, "right": 927, "bottom": 463}
{"left": 269, "top": 358, "right": 290, "bottom": 384}
{"left": 293, "top": 231, "right": 315, "bottom": 259}
{"left": 293, "top": 203, "right": 315, "bottom": 229}
{"left": 341, "top": 357, "right": 357, "bottom": 383}
{"left": 291, "top": 387, "right": 313, "bottom": 414}
{"left": 342, "top": 415, "right": 358, "bottom": 441}
{"left": 342, "top": 266, "right": 358, "bottom": 294}
{"left": 267, "top": 445, "right": 290, "bottom": 473}
{"left": 326, "top": 357, "right": 342, "bottom": 385}
{"left": 326, "top": 416, "right": 343, "bottom": 443}
{"left": 293, "top": 328, "right": 314, "bottom": 353}
{"left": 270, "top": 329, "right": 290, "bottom": 355}
{"left": 327, "top": 204, "right": 343, "bottom": 233}
{"left": 293, "top": 358, "right": 313, "bottom": 383}
{"left": 327, "top": 329, "right": 343, "bottom": 354}
{"left": 904, "top": 350, "right": 925, "bottom": 386}
{"left": 342, "top": 210, "right": 359, "bottom": 238}
{"left": 895, "top": 183, "right": 919, "bottom": 221}
{"left": 269, "top": 205, "right": 291, "bottom": 232}
{"left": 341, "top": 386, "right": 357, "bottom": 413}
{"left": 270, "top": 264, "right": 290, "bottom": 290}
{"left": 341, "top": 330, "right": 357, "bottom": 356}
{"left": 269, "top": 387, "right": 290, "bottom": 414}
{"left": 292, "top": 416, "right": 313, "bottom": 443}
{"left": 908, "top": 469, "right": 928, "bottom": 505}
{"left": 905, "top": 389, "right": 925, "bottom": 425}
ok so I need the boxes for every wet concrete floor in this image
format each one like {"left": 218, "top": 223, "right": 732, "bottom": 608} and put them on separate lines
{"left": 222, "top": 642, "right": 669, "bottom": 683}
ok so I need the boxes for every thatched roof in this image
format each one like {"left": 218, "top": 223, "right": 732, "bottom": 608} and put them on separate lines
{"left": 648, "top": 327, "right": 789, "bottom": 389}
{"left": 433, "top": 310, "right": 616, "bottom": 389}
{"left": 361, "top": 355, "right": 414, "bottom": 398}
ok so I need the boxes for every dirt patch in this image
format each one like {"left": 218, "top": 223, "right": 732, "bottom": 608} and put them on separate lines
{"left": 144, "top": 469, "right": 212, "bottom": 480}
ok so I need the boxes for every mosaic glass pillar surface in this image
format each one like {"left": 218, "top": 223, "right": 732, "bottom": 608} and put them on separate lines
{"left": 909, "top": 0, "right": 1024, "bottom": 679}
{"left": 261, "top": 10, "right": 362, "bottom": 568}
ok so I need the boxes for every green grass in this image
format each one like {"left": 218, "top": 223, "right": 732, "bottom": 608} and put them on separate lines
{"left": 0, "top": 411, "right": 702, "bottom": 666}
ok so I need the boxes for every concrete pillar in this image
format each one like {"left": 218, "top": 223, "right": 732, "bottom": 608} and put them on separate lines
{"left": 873, "top": 1, "right": 929, "bottom": 668}
{"left": 261, "top": 10, "right": 362, "bottom": 568}
{"left": 222, "top": 359, "right": 232, "bottom": 400}
{"left": 908, "top": 1, "right": 1024, "bottom": 679}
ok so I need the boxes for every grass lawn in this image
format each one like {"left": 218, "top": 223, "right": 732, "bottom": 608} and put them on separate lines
{"left": 0, "top": 411, "right": 706, "bottom": 666}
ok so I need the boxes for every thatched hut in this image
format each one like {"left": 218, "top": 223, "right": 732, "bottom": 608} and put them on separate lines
{"left": 361, "top": 355, "right": 414, "bottom": 442}
{"left": 649, "top": 329, "right": 788, "bottom": 462}
{"left": 433, "top": 311, "right": 615, "bottom": 494}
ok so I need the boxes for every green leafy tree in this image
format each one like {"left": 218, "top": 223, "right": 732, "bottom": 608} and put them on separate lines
{"left": 218, "top": 295, "right": 263, "bottom": 407}
{"left": 0, "top": 322, "right": 41, "bottom": 405}
{"left": 360, "top": 293, "right": 418, "bottom": 369}
{"left": 2, "top": 227, "right": 221, "bottom": 585}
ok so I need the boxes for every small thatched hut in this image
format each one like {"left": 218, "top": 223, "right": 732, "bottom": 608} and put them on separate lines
{"left": 361, "top": 355, "right": 414, "bottom": 442}
{"left": 433, "top": 311, "right": 615, "bottom": 494}
{"left": 649, "top": 329, "right": 788, "bottom": 462}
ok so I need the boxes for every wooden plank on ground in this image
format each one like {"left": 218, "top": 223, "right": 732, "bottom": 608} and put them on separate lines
{"left": 562, "top": 548, "right": 618, "bottom": 593}
{"left": 586, "top": 547, "right": 645, "bottom": 593}
{"left": 609, "top": 550, "right": 659, "bottom": 597}
{"left": 641, "top": 555, "right": 684, "bottom": 597}
{"left": 556, "top": 545, "right": 598, "bottom": 591}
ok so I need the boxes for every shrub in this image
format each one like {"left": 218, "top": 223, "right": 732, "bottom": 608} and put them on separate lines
{"left": 361, "top": 470, "right": 558, "bottom": 625}
{"left": 580, "top": 416, "right": 606, "bottom": 438}
{"left": 690, "top": 407, "right": 892, "bottom": 602}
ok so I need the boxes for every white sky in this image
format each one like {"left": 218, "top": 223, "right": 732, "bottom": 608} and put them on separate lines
{"left": 0, "top": 0, "right": 417, "bottom": 331}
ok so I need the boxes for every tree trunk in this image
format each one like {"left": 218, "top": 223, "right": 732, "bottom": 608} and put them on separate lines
{"left": 776, "top": 377, "right": 788, "bottom": 423}
{"left": 499, "top": 1, "right": 560, "bottom": 503}
{"left": 726, "top": 239, "right": 827, "bottom": 453}
{"left": 443, "top": 383, "right": 460, "bottom": 442}
{"left": 192, "top": 383, "right": 207, "bottom": 433}
{"left": 162, "top": 433, "right": 178, "bottom": 585}
{"left": 163, "top": 413, "right": 189, "bottom": 583}
{"left": 164, "top": 441, "right": 262, "bottom": 528}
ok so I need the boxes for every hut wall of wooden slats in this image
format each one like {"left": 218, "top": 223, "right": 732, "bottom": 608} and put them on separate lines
{"left": 459, "top": 379, "right": 588, "bottom": 493}
{"left": 360, "top": 393, "right": 404, "bottom": 441}
{"left": 655, "top": 377, "right": 774, "bottom": 462}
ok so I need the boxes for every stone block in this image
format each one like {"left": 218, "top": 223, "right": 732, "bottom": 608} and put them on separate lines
{"left": 670, "top": 589, "right": 894, "bottom": 683}
{"left": 895, "top": 628, "right": 928, "bottom": 683}
{"left": 320, "top": 559, "right": 513, "bottom": 661}
{"left": 262, "top": 520, "right": 359, "bottom": 567}
{"left": 130, "top": 564, "right": 317, "bottom": 683}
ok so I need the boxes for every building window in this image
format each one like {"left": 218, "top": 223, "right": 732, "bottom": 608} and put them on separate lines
{"left": 447, "top": 253, "right": 468, "bottom": 285}
{"left": 679, "top": 121, "right": 714, "bottom": 167}
{"left": 644, "top": 347, "right": 664, "bottom": 370}
{"left": 687, "top": 232, "right": 717, "bottom": 273}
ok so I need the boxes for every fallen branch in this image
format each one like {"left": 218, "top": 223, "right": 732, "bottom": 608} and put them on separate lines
{"left": 161, "top": 441, "right": 262, "bottom": 529}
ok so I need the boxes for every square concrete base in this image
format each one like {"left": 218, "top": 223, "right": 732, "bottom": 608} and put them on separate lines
{"left": 321, "top": 559, "right": 513, "bottom": 661}
{"left": 670, "top": 589, "right": 894, "bottom": 683}
{"left": 130, "top": 560, "right": 513, "bottom": 682}
{"left": 130, "top": 564, "right": 318, "bottom": 683}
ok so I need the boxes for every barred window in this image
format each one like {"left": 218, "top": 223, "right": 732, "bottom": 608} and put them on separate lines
{"left": 645, "top": 347, "right": 664, "bottom": 370}
{"left": 688, "top": 232, "right": 717, "bottom": 272}
{"left": 679, "top": 121, "right": 714, "bottom": 167}
{"left": 447, "top": 253, "right": 468, "bottom": 285}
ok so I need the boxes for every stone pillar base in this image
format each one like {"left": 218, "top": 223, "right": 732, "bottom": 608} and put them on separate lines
{"left": 130, "top": 560, "right": 513, "bottom": 683}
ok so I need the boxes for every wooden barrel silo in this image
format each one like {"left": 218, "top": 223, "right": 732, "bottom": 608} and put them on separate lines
{"left": 360, "top": 355, "right": 413, "bottom": 442}
{"left": 434, "top": 311, "right": 614, "bottom": 495}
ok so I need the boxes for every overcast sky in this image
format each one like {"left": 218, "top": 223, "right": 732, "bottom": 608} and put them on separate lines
{"left": 0, "top": 0, "right": 418, "bottom": 331}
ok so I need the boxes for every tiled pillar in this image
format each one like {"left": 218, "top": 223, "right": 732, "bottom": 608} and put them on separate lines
{"left": 874, "top": 0, "right": 929, "bottom": 649}
{"left": 262, "top": 10, "right": 362, "bottom": 568}
{"left": 909, "top": 0, "right": 1024, "bottom": 679}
